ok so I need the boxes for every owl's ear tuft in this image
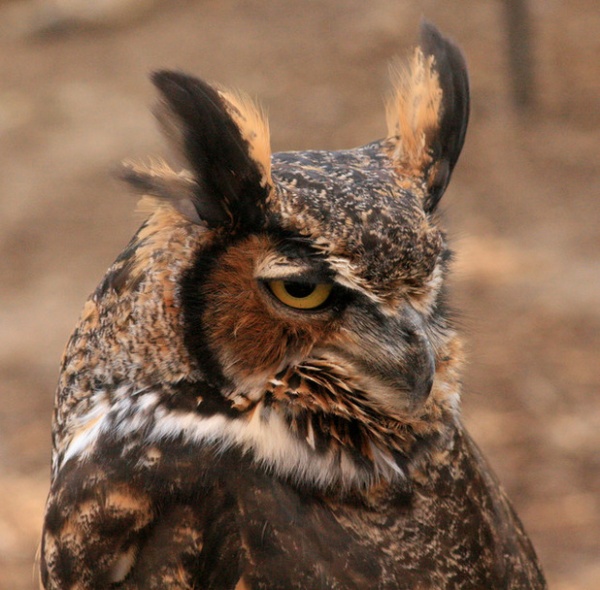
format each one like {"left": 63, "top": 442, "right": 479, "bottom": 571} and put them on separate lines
{"left": 128, "top": 70, "right": 272, "bottom": 229}
{"left": 386, "top": 21, "right": 469, "bottom": 213}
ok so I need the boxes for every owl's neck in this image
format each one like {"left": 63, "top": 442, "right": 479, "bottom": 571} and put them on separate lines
{"left": 54, "top": 338, "right": 462, "bottom": 494}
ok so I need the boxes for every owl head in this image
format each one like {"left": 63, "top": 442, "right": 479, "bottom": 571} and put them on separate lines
{"left": 56, "top": 22, "right": 469, "bottom": 492}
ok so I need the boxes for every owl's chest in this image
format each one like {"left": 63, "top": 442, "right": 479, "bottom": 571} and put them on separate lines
{"left": 190, "top": 456, "right": 495, "bottom": 590}
{"left": 180, "top": 432, "right": 543, "bottom": 590}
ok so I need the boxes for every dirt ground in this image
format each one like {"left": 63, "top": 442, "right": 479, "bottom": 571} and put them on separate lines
{"left": 0, "top": 1, "right": 598, "bottom": 588}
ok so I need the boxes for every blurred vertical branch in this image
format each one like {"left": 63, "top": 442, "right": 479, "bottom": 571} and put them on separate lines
{"left": 504, "top": 0, "right": 536, "bottom": 113}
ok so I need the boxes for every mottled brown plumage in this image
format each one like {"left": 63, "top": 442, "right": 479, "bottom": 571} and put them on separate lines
{"left": 41, "top": 22, "right": 546, "bottom": 589}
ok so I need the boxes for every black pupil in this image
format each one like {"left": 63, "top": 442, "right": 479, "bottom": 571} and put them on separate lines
{"left": 283, "top": 281, "right": 316, "bottom": 299}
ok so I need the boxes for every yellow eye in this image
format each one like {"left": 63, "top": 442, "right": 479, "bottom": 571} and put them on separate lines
{"left": 267, "top": 280, "right": 333, "bottom": 310}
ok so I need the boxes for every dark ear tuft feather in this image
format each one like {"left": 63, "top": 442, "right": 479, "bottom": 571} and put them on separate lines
{"left": 146, "top": 70, "right": 270, "bottom": 230}
{"left": 419, "top": 21, "right": 470, "bottom": 212}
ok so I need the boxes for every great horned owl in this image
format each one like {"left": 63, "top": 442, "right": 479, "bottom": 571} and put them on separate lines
{"left": 40, "top": 23, "right": 547, "bottom": 589}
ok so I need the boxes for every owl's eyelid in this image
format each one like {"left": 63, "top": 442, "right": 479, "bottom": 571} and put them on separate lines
{"left": 255, "top": 264, "right": 335, "bottom": 285}
{"left": 255, "top": 254, "right": 314, "bottom": 277}
{"left": 261, "top": 273, "right": 332, "bottom": 286}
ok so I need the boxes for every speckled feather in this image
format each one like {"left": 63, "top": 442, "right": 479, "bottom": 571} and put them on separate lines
{"left": 272, "top": 143, "right": 444, "bottom": 305}
{"left": 41, "top": 23, "right": 546, "bottom": 590}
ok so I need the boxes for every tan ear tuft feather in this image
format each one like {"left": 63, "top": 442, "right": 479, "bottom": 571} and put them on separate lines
{"left": 217, "top": 89, "right": 272, "bottom": 188}
{"left": 386, "top": 47, "right": 443, "bottom": 176}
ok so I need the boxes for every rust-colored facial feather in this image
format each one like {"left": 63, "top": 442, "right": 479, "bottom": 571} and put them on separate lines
{"left": 200, "top": 235, "right": 336, "bottom": 385}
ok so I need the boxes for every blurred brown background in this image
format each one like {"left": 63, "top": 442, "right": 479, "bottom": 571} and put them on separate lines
{"left": 0, "top": 1, "right": 598, "bottom": 588}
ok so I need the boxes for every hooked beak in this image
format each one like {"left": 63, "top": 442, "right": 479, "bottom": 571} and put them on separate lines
{"left": 321, "top": 305, "right": 436, "bottom": 414}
